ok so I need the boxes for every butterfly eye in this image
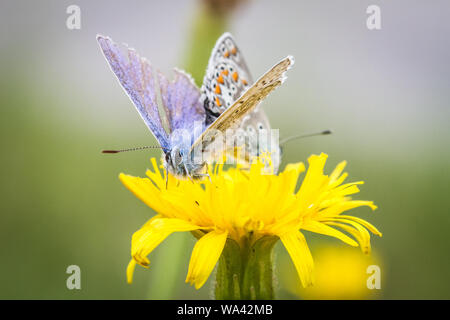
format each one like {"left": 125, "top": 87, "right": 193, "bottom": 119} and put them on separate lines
{"left": 170, "top": 149, "right": 183, "bottom": 166}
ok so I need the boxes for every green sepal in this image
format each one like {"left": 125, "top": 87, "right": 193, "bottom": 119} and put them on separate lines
{"left": 215, "top": 235, "right": 278, "bottom": 300}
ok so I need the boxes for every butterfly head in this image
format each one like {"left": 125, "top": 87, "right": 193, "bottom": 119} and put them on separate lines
{"left": 164, "top": 145, "right": 206, "bottom": 179}
{"left": 165, "top": 146, "right": 183, "bottom": 172}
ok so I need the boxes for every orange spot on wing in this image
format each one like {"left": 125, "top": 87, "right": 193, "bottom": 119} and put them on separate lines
{"left": 217, "top": 75, "right": 224, "bottom": 84}
{"left": 215, "top": 96, "right": 222, "bottom": 106}
{"left": 231, "top": 47, "right": 237, "bottom": 55}
{"left": 222, "top": 69, "right": 229, "bottom": 76}
{"left": 215, "top": 85, "right": 221, "bottom": 94}
{"left": 242, "top": 79, "right": 248, "bottom": 86}
{"left": 232, "top": 72, "right": 239, "bottom": 82}
{"left": 224, "top": 51, "right": 230, "bottom": 58}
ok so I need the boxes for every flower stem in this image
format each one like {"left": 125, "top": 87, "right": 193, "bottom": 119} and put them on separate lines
{"left": 183, "top": 2, "right": 228, "bottom": 86}
{"left": 215, "top": 236, "right": 278, "bottom": 300}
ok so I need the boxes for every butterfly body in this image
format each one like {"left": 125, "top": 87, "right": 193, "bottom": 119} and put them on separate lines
{"left": 164, "top": 143, "right": 206, "bottom": 179}
{"left": 98, "top": 33, "right": 293, "bottom": 179}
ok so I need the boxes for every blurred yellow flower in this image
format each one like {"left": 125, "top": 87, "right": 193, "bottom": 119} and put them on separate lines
{"left": 120, "top": 153, "right": 381, "bottom": 289}
{"left": 280, "top": 245, "right": 383, "bottom": 299}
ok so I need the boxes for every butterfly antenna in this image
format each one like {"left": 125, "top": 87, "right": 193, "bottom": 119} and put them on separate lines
{"left": 101, "top": 146, "right": 167, "bottom": 154}
{"left": 280, "top": 130, "right": 332, "bottom": 146}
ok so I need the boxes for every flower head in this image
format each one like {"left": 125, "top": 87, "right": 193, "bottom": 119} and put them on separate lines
{"left": 121, "top": 153, "right": 381, "bottom": 289}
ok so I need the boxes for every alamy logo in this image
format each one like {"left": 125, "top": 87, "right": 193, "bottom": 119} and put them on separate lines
{"left": 66, "top": 265, "right": 81, "bottom": 290}
{"left": 366, "top": 5, "right": 381, "bottom": 30}
{"left": 66, "top": 5, "right": 81, "bottom": 30}
{"left": 366, "top": 265, "right": 381, "bottom": 289}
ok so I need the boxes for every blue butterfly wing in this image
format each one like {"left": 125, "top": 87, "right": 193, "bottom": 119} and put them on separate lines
{"left": 157, "top": 69, "right": 205, "bottom": 133}
{"left": 97, "top": 35, "right": 170, "bottom": 151}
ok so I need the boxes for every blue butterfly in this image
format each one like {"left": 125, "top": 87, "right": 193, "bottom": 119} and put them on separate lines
{"left": 97, "top": 33, "right": 293, "bottom": 180}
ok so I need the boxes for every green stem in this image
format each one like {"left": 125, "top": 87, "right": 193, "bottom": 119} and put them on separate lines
{"left": 215, "top": 236, "right": 278, "bottom": 300}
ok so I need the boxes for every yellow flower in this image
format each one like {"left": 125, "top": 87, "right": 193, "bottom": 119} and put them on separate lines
{"left": 120, "top": 153, "right": 381, "bottom": 289}
{"left": 280, "top": 245, "right": 383, "bottom": 299}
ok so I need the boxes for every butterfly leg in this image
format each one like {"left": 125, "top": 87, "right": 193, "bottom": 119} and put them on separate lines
{"left": 165, "top": 163, "right": 169, "bottom": 189}
{"left": 204, "top": 163, "right": 212, "bottom": 183}
{"left": 183, "top": 162, "right": 194, "bottom": 183}
{"left": 193, "top": 162, "right": 211, "bottom": 182}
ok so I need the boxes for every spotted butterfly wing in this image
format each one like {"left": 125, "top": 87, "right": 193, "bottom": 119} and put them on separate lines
{"left": 192, "top": 55, "right": 294, "bottom": 171}
{"left": 199, "top": 33, "right": 291, "bottom": 171}
{"left": 201, "top": 32, "right": 253, "bottom": 124}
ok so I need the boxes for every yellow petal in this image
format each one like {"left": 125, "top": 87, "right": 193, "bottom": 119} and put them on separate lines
{"left": 141, "top": 214, "right": 163, "bottom": 228}
{"left": 131, "top": 218, "right": 203, "bottom": 267}
{"left": 322, "top": 218, "right": 376, "bottom": 254}
{"left": 326, "top": 221, "right": 371, "bottom": 254}
{"left": 296, "top": 153, "right": 329, "bottom": 201}
{"left": 119, "top": 173, "right": 169, "bottom": 215}
{"left": 319, "top": 200, "right": 377, "bottom": 218}
{"left": 126, "top": 259, "right": 137, "bottom": 284}
{"left": 302, "top": 220, "right": 358, "bottom": 247}
{"left": 329, "top": 160, "right": 347, "bottom": 183}
{"left": 338, "top": 215, "right": 383, "bottom": 237}
{"left": 280, "top": 231, "right": 315, "bottom": 287}
{"left": 280, "top": 162, "right": 305, "bottom": 194}
{"left": 186, "top": 230, "right": 228, "bottom": 289}
{"left": 149, "top": 218, "right": 206, "bottom": 232}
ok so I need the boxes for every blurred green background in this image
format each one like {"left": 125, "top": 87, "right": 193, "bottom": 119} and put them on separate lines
{"left": 1, "top": 0, "right": 449, "bottom": 299}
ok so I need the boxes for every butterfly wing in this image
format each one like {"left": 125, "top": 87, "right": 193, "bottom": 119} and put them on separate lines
{"left": 157, "top": 69, "right": 205, "bottom": 133}
{"left": 199, "top": 33, "right": 285, "bottom": 170}
{"left": 238, "top": 109, "right": 281, "bottom": 171}
{"left": 191, "top": 56, "right": 294, "bottom": 166}
{"left": 201, "top": 32, "right": 253, "bottom": 125}
{"left": 97, "top": 35, "right": 170, "bottom": 150}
